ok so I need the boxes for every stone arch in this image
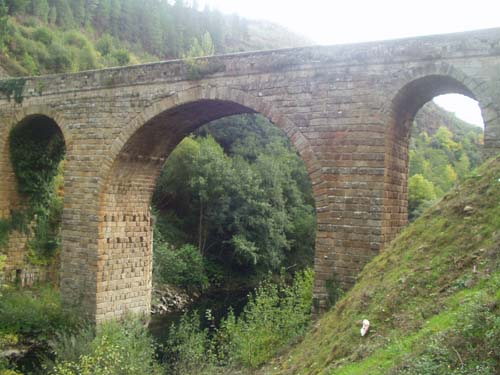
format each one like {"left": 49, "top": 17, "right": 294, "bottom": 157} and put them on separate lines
{"left": 0, "top": 109, "right": 68, "bottom": 284}
{"left": 0, "top": 107, "right": 70, "bottom": 216}
{"left": 103, "top": 87, "right": 321, "bottom": 183}
{"left": 381, "top": 63, "right": 492, "bottom": 244}
{"left": 93, "top": 86, "right": 323, "bottom": 322}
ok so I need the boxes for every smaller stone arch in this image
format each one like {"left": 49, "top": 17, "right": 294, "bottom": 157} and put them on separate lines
{"left": 0, "top": 108, "right": 69, "bottom": 216}
{"left": 0, "top": 110, "right": 67, "bottom": 285}
{"left": 381, "top": 63, "right": 493, "bottom": 245}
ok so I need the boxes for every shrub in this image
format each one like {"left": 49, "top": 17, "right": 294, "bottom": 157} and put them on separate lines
{"left": 75, "top": 44, "right": 100, "bottom": 71}
{"left": 32, "top": 26, "right": 54, "bottom": 45}
{"left": 63, "top": 30, "right": 89, "bottom": 49}
{"left": 163, "top": 269, "right": 314, "bottom": 371}
{"left": 20, "top": 52, "right": 38, "bottom": 75}
{"left": 0, "top": 286, "right": 78, "bottom": 341}
{"left": 47, "top": 42, "right": 73, "bottom": 72}
{"left": 153, "top": 243, "right": 208, "bottom": 290}
{"left": 49, "top": 318, "right": 163, "bottom": 375}
{"left": 111, "top": 49, "right": 130, "bottom": 66}
{"left": 96, "top": 34, "right": 114, "bottom": 56}
{"left": 219, "top": 268, "right": 313, "bottom": 367}
{"left": 165, "top": 313, "right": 219, "bottom": 374}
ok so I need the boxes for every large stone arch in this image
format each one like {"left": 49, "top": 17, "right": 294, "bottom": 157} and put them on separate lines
{"left": 89, "top": 86, "right": 324, "bottom": 322}
{"left": 102, "top": 87, "right": 322, "bottom": 183}
{"left": 381, "top": 62, "right": 494, "bottom": 244}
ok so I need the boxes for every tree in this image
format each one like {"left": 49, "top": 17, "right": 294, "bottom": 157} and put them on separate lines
{"left": 71, "top": 0, "right": 86, "bottom": 27}
{"left": 48, "top": 6, "right": 57, "bottom": 25}
{"left": 54, "top": 0, "right": 74, "bottom": 28}
{"left": 152, "top": 115, "right": 316, "bottom": 287}
{"left": 408, "top": 174, "right": 437, "bottom": 221}
{"left": 0, "top": 0, "right": 8, "bottom": 50}
{"left": 32, "top": 0, "right": 49, "bottom": 23}
{"left": 6, "top": 0, "right": 29, "bottom": 14}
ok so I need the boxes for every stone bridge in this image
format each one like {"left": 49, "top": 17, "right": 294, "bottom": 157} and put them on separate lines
{"left": 1, "top": 28, "right": 500, "bottom": 322}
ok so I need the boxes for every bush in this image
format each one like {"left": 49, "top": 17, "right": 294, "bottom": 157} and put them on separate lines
{"left": 47, "top": 42, "right": 73, "bottom": 72}
{"left": 153, "top": 243, "right": 208, "bottom": 290}
{"left": 0, "top": 286, "right": 78, "bottom": 341}
{"left": 165, "top": 313, "right": 219, "bottom": 374}
{"left": 32, "top": 26, "right": 54, "bottom": 45}
{"left": 219, "top": 268, "right": 313, "bottom": 367}
{"left": 49, "top": 318, "right": 163, "bottom": 375}
{"left": 96, "top": 34, "right": 114, "bottom": 56}
{"left": 111, "top": 49, "right": 131, "bottom": 66}
{"left": 63, "top": 30, "right": 89, "bottom": 49}
{"left": 164, "top": 269, "right": 314, "bottom": 372}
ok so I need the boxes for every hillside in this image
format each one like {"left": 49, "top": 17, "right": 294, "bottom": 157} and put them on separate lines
{"left": 0, "top": 0, "right": 310, "bottom": 77}
{"left": 415, "top": 101, "right": 482, "bottom": 138}
{"left": 263, "top": 155, "right": 500, "bottom": 374}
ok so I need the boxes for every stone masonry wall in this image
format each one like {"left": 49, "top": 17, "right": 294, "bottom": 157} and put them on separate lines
{"left": 0, "top": 28, "right": 500, "bottom": 321}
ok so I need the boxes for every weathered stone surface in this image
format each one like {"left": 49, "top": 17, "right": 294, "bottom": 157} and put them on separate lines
{"left": 1, "top": 28, "right": 500, "bottom": 322}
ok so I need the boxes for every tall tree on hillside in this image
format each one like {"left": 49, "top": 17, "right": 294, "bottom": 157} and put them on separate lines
{"left": 32, "top": 0, "right": 49, "bottom": 23}
{"left": 83, "top": 0, "right": 98, "bottom": 26}
{"left": 71, "top": 0, "right": 86, "bottom": 27}
{"left": 109, "top": 0, "right": 122, "bottom": 37}
{"left": 6, "top": 0, "right": 29, "bottom": 14}
{"left": 54, "top": 0, "right": 74, "bottom": 28}
{"left": 94, "top": 0, "right": 111, "bottom": 32}
{"left": 0, "top": 0, "right": 8, "bottom": 50}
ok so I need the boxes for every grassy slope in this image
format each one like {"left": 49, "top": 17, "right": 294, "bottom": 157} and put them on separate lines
{"left": 262, "top": 156, "right": 500, "bottom": 374}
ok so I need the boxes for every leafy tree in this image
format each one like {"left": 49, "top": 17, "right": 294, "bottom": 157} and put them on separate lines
{"left": 152, "top": 115, "right": 315, "bottom": 288}
{"left": 408, "top": 174, "right": 437, "bottom": 220}
{"left": 409, "top": 107, "right": 482, "bottom": 221}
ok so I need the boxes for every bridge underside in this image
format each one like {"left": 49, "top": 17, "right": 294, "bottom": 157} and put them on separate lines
{"left": 0, "top": 28, "right": 499, "bottom": 321}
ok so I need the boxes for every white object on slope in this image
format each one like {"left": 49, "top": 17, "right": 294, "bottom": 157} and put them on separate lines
{"left": 360, "top": 319, "right": 370, "bottom": 337}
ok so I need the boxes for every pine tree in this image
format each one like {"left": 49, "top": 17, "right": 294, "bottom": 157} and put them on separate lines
{"left": 54, "top": 0, "right": 74, "bottom": 29}
{"left": 0, "top": 0, "right": 8, "bottom": 50}
{"left": 48, "top": 6, "right": 57, "bottom": 25}
{"left": 32, "top": 0, "right": 49, "bottom": 22}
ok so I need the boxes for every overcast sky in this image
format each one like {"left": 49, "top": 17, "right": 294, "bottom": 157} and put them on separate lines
{"left": 198, "top": 0, "right": 500, "bottom": 127}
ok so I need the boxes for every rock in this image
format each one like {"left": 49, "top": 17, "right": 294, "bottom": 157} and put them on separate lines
{"left": 151, "top": 284, "right": 194, "bottom": 315}
{"left": 463, "top": 205, "right": 474, "bottom": 215}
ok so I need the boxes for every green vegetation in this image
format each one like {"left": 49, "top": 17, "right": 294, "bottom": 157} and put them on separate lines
{"left": 408, "top": 103, "right": 482, "bottom": 220}
{"left": 0, "top": 285, "right": 80, "bottom": 374}
{"left": 0, "top": 77, "right": 25, "bottom": 103}
{"left": 263, "top": 155, "right": 500, "bottom": 374}
{"left": 0, "top": 286, "right": 76, "bottom": 342}
{"left": 153, "top": 243, "right": 209, "bottom": 291}
{"left": 48, "top": 318, "right": 162, "bottom": 375}
{"left": 152, "top": 114, "right": 316, "bottom": 290}
{"left": 165, "top": 268, "right": 313, "bottom": 373}
{"left": 2, "top": 117, "right": 65, "bottom": 265}
{"left": 0, "top": 0, "right": 307, "bottom": 77}
{"left": 0, "top": 269, "right": 313, "bottom": 374}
